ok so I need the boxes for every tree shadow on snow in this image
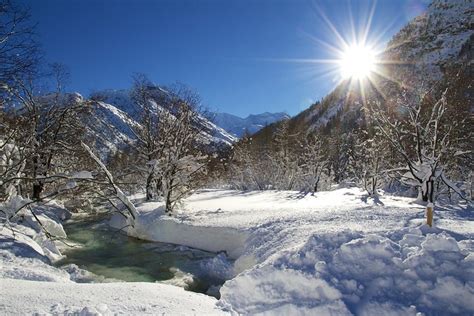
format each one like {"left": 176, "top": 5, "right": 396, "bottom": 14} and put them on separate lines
{"left": 434, "top": 203, "right": 473, "bottom": 220}
{"left": 283, "top": 191, "right": 313, "bottom": 200}
{"left": 189, "top": 190, "right": 266, "bottom": 202}
{"left": 360, "top": 194, "right": 385, "bottom": 206}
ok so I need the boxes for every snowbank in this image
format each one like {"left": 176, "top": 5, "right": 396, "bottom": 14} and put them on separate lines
{"left": 110, "top": 209, "right": 248, "bottom": 259}
{"left": 0, "top": 199, "right": 69, "bottom": 262}
{"left": 112, "top": 188, "right": 474, "bottom": 315}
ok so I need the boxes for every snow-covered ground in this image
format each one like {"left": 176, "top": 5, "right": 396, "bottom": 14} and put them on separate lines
{"left": 111, "top": 188, "right": 474, "bottom": 315}
{"left": 1, "top": 187, "right": 472, "bottom": 315}
{"left": 0, "top": 278, "right": 226, "bottom": 315}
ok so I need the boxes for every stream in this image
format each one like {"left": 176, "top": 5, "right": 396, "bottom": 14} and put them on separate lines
{"left": 55, "top": 214, "right": 230, "bottom": 298}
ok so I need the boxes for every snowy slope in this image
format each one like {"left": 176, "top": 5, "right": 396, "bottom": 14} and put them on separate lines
{"left": 111, "top": 188, "right": 474, "bottom": 315}
{"left": 213, "top": 112, "right": 290, "bottom": 138}
{"left": 2, "top": 188, "right": 472, "bottom": 315}
{"left": 384, "top": 0, "right": 473, "bottom": 82}
{"left": 81, "top": 100, "right": 138, "bottom": 157}
{"left": 94, "top": 89, "right": 289, "bottom": 140}
{"left": 93, "top": 89, "right": 237, "bottom": 145}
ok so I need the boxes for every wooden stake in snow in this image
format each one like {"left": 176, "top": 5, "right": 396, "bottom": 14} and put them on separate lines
{"left": 426, "top": 202, "right": 434, "bottom": 227}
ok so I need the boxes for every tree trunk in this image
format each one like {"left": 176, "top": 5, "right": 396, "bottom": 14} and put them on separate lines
{"left": 165, "top": 190, "right": 172, "bottom": 213}
{"left": 155, "top": 176, "right": 162, "bottom": 194}
{"left": 165, "top": 178, "right": 174, "bottom": 214}
{"left": 32, "top": 182, "right": 43, "bottom": 200}
{"left": 371, "top": 176, "right": 378, "bottom": 196}
{"left": 429, "top": 179, "right": 434, "bottom": 203}
{"left": 145, "top": 173, "right": 154, "bottom": 201}
{"left": 421, "top": 178, "right": 435, "bottom": 203}
{"left": 32, "top": 155, "right": 43, "bottom": 200}
{"left": 313, "top": 178, "right": 319, "bottom": 193}
{"left": 421, "top": 178, "right": 435, "bottom": 227}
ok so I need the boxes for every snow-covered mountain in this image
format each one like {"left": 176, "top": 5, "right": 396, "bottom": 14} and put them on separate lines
{"left": 89, "top": 88, "right": 288, "bottom": 145}
{"left": 81, "top": 88, "right": 237, "bottom": 157}
{"left": 383, "top": 0, "right": 473, "bottom": 83}
{"left": 252, "top": 0, "right": 472, "bottom": 139}
{"left": 212, "top": 112, "right": 290, "bottom": 138}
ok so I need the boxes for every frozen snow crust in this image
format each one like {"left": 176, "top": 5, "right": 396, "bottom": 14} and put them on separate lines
{"left": 112, "top": 188, "right": 474, "bottom": 315}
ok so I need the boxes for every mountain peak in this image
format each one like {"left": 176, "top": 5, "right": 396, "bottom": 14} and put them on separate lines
{"left": 213, "top": 112, "right": 290, "bottom": 138}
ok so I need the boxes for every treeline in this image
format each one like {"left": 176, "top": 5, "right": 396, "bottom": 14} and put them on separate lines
{"left": 223, "top": 75, "right": 473, "bottom": 204}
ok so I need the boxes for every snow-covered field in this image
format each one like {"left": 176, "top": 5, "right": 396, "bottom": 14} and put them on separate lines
{"left": 112, "top": 188, "right": 474, "bottom": 315}
{"left": 1, "top": 187, "right": 473, "bottom": 315}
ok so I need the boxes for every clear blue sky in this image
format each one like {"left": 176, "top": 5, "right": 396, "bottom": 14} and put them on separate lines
{"left": 22, "top": 0, "right": 428, "bottom": 117}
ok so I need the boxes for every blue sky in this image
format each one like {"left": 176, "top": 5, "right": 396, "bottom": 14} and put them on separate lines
{"left": 22, "top": 0, "right": 428, "bottom": 117}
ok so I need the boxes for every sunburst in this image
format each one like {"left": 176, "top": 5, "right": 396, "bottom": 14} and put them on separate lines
{"left": 262, "top": 1, "right": 410, "bottom": 106}
{"left": 339, "top": 44, "right": 377, "bottom": 80}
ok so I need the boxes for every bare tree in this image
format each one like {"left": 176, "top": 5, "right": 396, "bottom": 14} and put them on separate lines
{"left": 270, "top": 119, "right": 301, "bottom": 190}
{"left": 3, "top": 64, "right": 89, "bottom": 200}
{"left": 351, "top": 125, "right": 391, "bottom": 196}
{"left": 125, "top": 79, "right": 208, "bottom": 212}
{"left": 127, "top": 74, "right": 164, "bottom": 200}
{"left": 368, "top": 88, "right": 465, "bottom": 225}
{"left": 0, "top": 120, "right": 26, "bottom": 200}
{"left": 81, "top": 142, "right": 138, "bottom": 222}
{"left": 228, "top": 135, "right": 270, "bottom": 190}
{"left": 300, "top": 134, "right": 328, "bottom": 194}
{"left": 0, "top": 0, "right": 39, "bottom": 196}
{"left": 155, "top": 87, "right": 208, "bottom": 213}
{"left": 0, "top": 0, "right": 39, "bottom": 95}
{"left": 326, "top": 126, "right": 357, "bottom": 185}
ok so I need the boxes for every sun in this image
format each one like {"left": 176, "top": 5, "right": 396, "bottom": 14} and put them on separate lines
{"left": 339, "top": 45, "right": 377, "bottom": 80}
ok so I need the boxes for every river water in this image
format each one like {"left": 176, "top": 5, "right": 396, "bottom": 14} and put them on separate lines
{"left": 55, "top": 215, "right": 229, "bottom": 297}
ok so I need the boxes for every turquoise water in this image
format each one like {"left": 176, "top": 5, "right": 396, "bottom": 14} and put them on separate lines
{"left": 56, "top": 215, "right": 228, "bottom": 296}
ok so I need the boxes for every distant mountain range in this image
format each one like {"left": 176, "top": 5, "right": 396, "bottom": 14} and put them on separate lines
{"left": 212, "top": 112, "right": 290, "bottom": 138}
{"left": 78, "top": 88, "right": 288, "bottom": 157}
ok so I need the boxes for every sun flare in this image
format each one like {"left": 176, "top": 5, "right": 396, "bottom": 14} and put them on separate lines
{"left": 339, "top": 45, "right": 377, "bottom": 80}
{"left": 269, "top": 1, "right": 399, "bottom": 103}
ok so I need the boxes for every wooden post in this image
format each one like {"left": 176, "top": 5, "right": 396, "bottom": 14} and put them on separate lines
{"left": 426, "top": 203, "right": 434, "bottom": 227}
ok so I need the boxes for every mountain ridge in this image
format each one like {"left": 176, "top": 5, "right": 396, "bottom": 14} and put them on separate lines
{"left": 90, "top": 88, "right": 290, "bottom": 139}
